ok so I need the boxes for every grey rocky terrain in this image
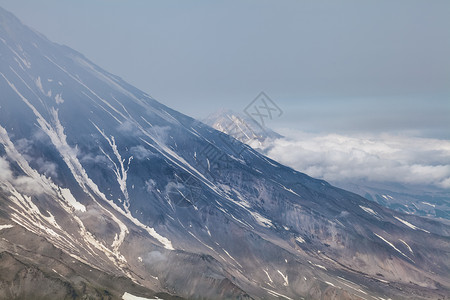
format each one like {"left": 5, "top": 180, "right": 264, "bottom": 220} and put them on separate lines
{"left": 0, "top": 7, "right": 449, "bottom": 300}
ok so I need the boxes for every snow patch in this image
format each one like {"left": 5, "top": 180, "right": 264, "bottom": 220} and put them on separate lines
{"left": 374, "top": 233, "right": 414, "bottom": 262}
{"left": 359, "top": 205, "right": 379, "bottom": 218}
{"left": 60, "top": 188, "right": 86, "bottom": 212}
{"left": 399, "top": 239, "right": 413, "bottom": 254}
{"left": 394, "top": 216, "right": 430, "bottom": 233}
{"left": 280, "top": 184, "right": 301, "bottom": 197}
{"left": 250, "top": 211, "right": 274, "bottom": 228}
{"left": 264, "top": 269, "right": 273, "bottom": 284}
{"left": 55, "top": 93, "right": 64, "bottom": 104}
{"left": 260, "top": 287, "right": 293, "bottom": 300}
{"left": 308, "top": 260, "right": 327, "bottom": 270}
{"left": 7, "top": 45, "right": 31, "bottom": 69}
{"left": 277, "top": 270, "right": 289, "bottom": 286}
{"left": 295, "top": 236, "right": 305, "bottom": 243}
{"left": 122, "top": 292, "right": 160, "bottom": 300}
{"left": 0, "top": 224, "right": 14, "bottom": 230}
{"left": 93, "top": 123, "right": 133, "bottom": 211}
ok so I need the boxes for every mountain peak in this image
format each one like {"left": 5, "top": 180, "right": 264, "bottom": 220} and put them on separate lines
{"left": 0, "top": 6, "right": 36, "bottom": 43}
{"left": 203, "top": 109, "right": 283, "bottom": 146}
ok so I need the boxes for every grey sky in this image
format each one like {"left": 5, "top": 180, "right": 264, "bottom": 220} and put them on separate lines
{"left": 1, "top": 0, "right": 449, "bottom": 138}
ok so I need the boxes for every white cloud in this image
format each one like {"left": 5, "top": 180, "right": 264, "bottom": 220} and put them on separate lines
{"left": 264, "top": 130, "right": 450, "bottom": 189}
{"left": 35, "top": 157, "right": 58, "bottom": 178}
{"left": 0, "top": 157, "right": 46, "bottom": 195}
{"left": 80, "top": 152, "right": 111, "bottom": 165}
{"left": 143, "top": 250, "right": 167, "bottom": 265}
{"left": 145, "top": 179, "right": 157, "bottom": 193}
{"left": 0, "top": 157, "right": 13, "bottom": 181}
{"left": 130, "top": 145, "right": 154, "bottom": 160}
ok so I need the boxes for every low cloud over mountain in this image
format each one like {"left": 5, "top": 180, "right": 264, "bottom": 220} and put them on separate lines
{"left": 266, "top": 130, "right": 450, "bottom": 189}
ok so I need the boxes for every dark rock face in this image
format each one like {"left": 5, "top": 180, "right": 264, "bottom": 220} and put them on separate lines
{"left": 0, "top": 6, "right": 449, "bottom": 300}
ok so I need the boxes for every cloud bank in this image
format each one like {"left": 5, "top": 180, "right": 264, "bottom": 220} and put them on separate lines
{"left": 264, "top": 131, "right": 450, "bottom": 189}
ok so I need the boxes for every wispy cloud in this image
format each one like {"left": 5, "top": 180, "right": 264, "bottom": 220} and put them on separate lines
{"left": 0, "top": 157, "right": 46, "bottom": 195}
{"left": 265, "top": 130, "right": 450, "bottom": 189}
{"left": 130, "top": 145, "right": 154, "bottom": 160}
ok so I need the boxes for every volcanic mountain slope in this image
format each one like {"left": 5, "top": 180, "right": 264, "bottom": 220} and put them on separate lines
{"left": 0, "top": 7, "right": 449, "bottom": 300}
{"left": 335, "top": 181, "right": 450, "bottom": 221}
{"left": 205, "top": 110, "right": 450, "bottom": 221}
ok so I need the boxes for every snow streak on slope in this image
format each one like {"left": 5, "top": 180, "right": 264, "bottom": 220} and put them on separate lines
{"left": 46, "top": 56, "right": 175, "bottom": 249}
{"left": 93, "top": 123, "right": 133, "bottom": 211}
{"left": 0, "top": 124, "right": 131, "bottom": 271}
{"left": 122, "top": 292, "right": 159, "bottom": 300}
{"left": 60, "top": 188, "right": 86, "bottom": 212}
{"left": 394, "top": 216, "right": 430, "bottom": 233}
{"left": 399, "top": 239, "right": 413, "bottom": 254}
{"left": 374, "top": 233, "right": 414, "bottom": 262}
{"left": 277, "top": 270, "right": 289, "bottom": 286}
{"left": 0, "top": 224, "right": 14, "bottom": 230}
{"left": 1, "top": 71, "right": 173, "bottom": 251}
{"left": 39, "top": 53, "right": 248, "bottom": 248}
{"left": 1, "top": 72, "right": 128, "bottom": 253}
{"left": 359, "top": 205, "right": 380, "bottom": 218}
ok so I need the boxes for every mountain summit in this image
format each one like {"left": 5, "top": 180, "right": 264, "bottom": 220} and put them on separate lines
{"left": 0, "top": 7, "right": 449, "bottom": 300}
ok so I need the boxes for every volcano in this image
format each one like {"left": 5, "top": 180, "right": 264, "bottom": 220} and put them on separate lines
{"left": 0, "top": 7, "right": 449, "bottom": 300}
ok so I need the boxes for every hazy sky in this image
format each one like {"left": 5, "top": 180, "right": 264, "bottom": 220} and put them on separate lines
{"left": 1, "top": 0, "right": 449, "bottom": 138}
